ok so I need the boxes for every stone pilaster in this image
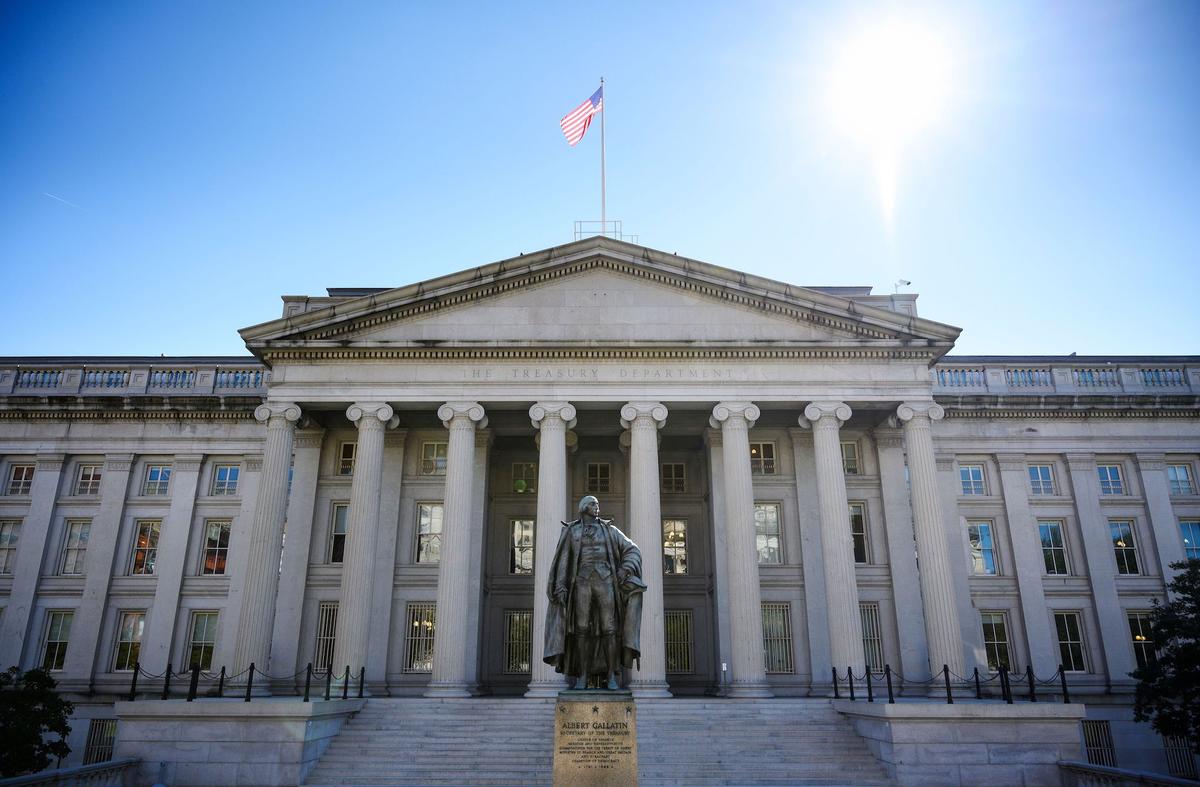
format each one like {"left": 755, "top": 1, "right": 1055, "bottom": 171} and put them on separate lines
{"left": 710, "top": 402, "right": 772, "bottom": 697}
{"left": 800, "top": 402, "right": 865, "bottom": 675}
{"left": 621, "top": 401, "right": 671, "bottom": 697}
{"left": 426, "top": 402, "right": 487, "bottom": 697}
{"left": 788, "top": 427, "right": 832, "bottom": 690}
{"left": 704, "top": 429, "right": 736, "bottom": 693}
{"left": 1135, "top": 453, "right": 1188, "bottom": 591}
{"left": 232, "top": 402, "right": 300, "bottom": 680}
{"left": 897, "top": 401, "right": 964, "bottom": 677}
{"left": 527, "top": 401, "right": 576, "bottom": 697}
{"left": 332, "top": 403, "right": 398, "bottom": 690}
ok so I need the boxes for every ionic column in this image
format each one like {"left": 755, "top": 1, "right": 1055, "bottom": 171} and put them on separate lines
{"left": 801, "top": 402, "right": 865, "bottom": 675}
{"left": 232, "top": 402, "right": 301, "bottom": 679}
{"left": 710, "top": 402, "right": 773, "bottom": 697}
{"left": 526, "top": 401, "right": 576, "bottom": 697}
{"left": 621, "top": 402, "right": 672, "bottom": 697}
{"left": 332, "top": 403, "right": 398, "bottom": 690}
{"left": 426, "top": 402, "right": 487, "bottom": 697}
{"left": 896, "top": 401, "right": 964, "bottom": 677}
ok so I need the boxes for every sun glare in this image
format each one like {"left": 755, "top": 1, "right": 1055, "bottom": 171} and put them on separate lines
{"left": 827, "top": 19, "right": 955, "bottom": 225}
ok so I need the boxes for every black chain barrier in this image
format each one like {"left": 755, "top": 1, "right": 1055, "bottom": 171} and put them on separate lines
{"left": 831, "top": 664, "right": 1073, "bottom": 705}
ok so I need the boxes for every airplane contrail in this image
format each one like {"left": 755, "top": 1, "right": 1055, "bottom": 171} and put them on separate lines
{"left": 43, "top": 192, "right": 81, "bottom": 208}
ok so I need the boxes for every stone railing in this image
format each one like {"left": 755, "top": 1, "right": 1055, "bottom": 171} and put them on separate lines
{"left": 934, "top": 360, "right": 1200, "bottom": 397}
{"left": 0, "top": 758, "right": 139, "bottom": 787}
{"left": 0, "top": 361, "right": 268, "bottom": 397}
{"left": 1059, "top": 760, "right": 1199, "bottom": 786}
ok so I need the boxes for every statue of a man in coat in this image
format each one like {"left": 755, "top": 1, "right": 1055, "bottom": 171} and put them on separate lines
{"left": 543, "top": 495, "right": 645, "bottom": 690}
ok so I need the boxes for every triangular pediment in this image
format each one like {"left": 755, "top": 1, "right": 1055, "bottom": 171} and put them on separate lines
{"left": 241, "top": 238, "right": 960, "bottom": 358}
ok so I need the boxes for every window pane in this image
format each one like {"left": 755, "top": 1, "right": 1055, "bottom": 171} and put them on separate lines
{"left": 754, "top": 503, "right": 781, "bottom": 564}
{"left": 417, "top": 503, "right": 443, "bottom": 563}
{"left": 663, "top": 519, "right": 688, "bottom": 575}
{"left": 510, "top": 519, "right": 534, "bottom": 574}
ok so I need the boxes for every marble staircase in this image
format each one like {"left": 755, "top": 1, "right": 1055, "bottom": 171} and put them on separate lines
{"left": 303, "top": 697, "right": 892, "bottom": 786}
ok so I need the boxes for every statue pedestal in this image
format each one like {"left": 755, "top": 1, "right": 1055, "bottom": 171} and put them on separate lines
{"left": 552, "top": 690, "right": 638, "bottom": 787}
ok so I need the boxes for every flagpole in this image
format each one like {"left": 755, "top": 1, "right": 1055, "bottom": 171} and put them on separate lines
{"left": 599, "top": 77, "right": 606, "bottom": 236}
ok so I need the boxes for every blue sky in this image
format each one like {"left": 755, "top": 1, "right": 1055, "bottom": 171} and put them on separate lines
{"left": 1, "top": 1, "right": 1196, "bottom": 357}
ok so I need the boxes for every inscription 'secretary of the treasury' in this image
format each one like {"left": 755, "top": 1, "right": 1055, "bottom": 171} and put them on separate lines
{"left": 466, "top": 365, "right": 748, "bottom": 381}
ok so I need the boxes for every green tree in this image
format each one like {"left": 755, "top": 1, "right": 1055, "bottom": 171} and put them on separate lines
{"left": 0, "top": 667, "right": 74, "bottom": 777}
{"left": 1132, "top": 559, "right": 1200, "bottom": 754}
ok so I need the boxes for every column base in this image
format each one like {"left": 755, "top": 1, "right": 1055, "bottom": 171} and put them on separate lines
{"left": 525, "top": 678, "right": 568, "bottom": 698}
{"left": 629, "top": 680, "right": 672, "bottom": 699}
{"left": 727, "top": 682, "right": 774, "bottom": 698}
{"left": 424, "top": 682, "right": 472, "bottom": 698}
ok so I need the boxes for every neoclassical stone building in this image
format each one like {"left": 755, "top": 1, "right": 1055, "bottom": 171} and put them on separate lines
{"left": 1, "top": 237, "right": 1197, "bottom": 771}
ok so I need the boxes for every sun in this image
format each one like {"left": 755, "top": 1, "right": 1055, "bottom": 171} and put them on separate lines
{"left": 826, "top": 19, "right": 955, "bottom": 224}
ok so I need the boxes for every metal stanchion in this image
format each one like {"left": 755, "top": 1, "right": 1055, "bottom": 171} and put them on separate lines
{"left": 831, "top": 668, "right": 840, "bottom": 699}
{"left": 847, "top": 667, "right": 856, "bottom": 702}
{"left": 866, "top": 668, "right": 874, "bottom": 703}
{"left": 245, "top": 663, "right": 255, "bottom": 702}
{"left": 304, "top": 663, "right": 313, "bottom": 703}
{"left": 1059, "top": 666, "right": 1070, "bottom": 704}
{"left": 161, "top": 665, "right": 172, "bottom": 700}
{"left": 884, "top": 665, "right": 895, "bottom": 704}
{"left": 128, "top": 663, "right": 140, "bottom": 701}
{"left": 973, "top": 667, "right": 982, "bottom": 700}
{"left": 358, "top": 667, "right": 365, "bottom": 699}
{"left": 1027, "top": 665, "right": 1037, "bottom": 702}
{"left": 942, "top": 665, "right": 953, "bottom": 704}
{"left": 342, "top": 666, "right": 350, "bottom": 700}
{"left": 187, "top": 665, "right": 200, "bottom": 702}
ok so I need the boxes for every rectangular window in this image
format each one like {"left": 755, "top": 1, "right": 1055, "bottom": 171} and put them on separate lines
{"left": 82, "top": 719, "right": 117, "bottom": 765}
{"left": 1168, "top": 464, "right": 1195, "bottom": 496}
{"left": 1028, "top": 464, "right": 1055, "bottom": 495}
{"left": 1039, "top": 521, "right": 1069, "bottom": 575}
{"left": 129, "top": 520, "right": 160, "bottom": 575}
{"left": 1097, "top": 464, "right": 1124, "bottom": 495}
{"left": 967, "top": 521, "right": 997, "bottom": 575}
{"left": 661, "top": 463, "right": 686, "bottom": 494}
{"left": 503, "top": 610, "right": 532, "bottom": 674}
{"left": 754, "top": 503, "right": 782, "bottom": 565}
{"left": 416, "top": 502, "right": 444, "bottom": 563}
{"left": 980, "top": 611, "right": 1012, "bottom": 671}
{"left": 959, "top": 464, "right": 986, "bottom": 495}
{"left": 41, "top": 611, "right": 73, "bottom": 671}
{"left": 662, "top": 519, "right": 688, "bottom": 575}
{"left": 1082, "top": 720, "right": 1117, "bottom": 767}
{"left": 1055, "top": 611, "right": 1087, "bottom": 672}
{"left": 849, "top": 502, "right": 869, "bottom": 564}
{"left": 1164, "top": 736, "right": 1198, "bottom": 779}
{"left": 860, "top": 603, "right": 883, "bottom": 672}
{"left": 404, "top": 603, "right": 436, "bottom": 673}
{"left": 665, "top": 609, "right": 694, "bottom": 674}
{"left": 420, "top": 442, "right": 447, "bottom": 476}
{"left": 1182, "top": 521, "right": 1200, "bottom": 560}
{"left": 510, "top": 518, "right": 534, "bottom": 574}
{"left": 60, "top": 519, "right": 90, "bottom": 576}
{"left": 210, "top": 464, "right": 240, "bottom": 495}
{"left": 114, "top": 611, "right": 145, "bottom": 671}
{"left": 74, "top": 464, "right": 102, "bottom": 495}
{"left": 0, "top": 520, "right": 19, "bottom": 574}
{"left": 328, "top": 504, "right": 349, "bottom": 563}
{"left": 201, "top": 520, "right": 231, "bottom": 575}
{"left": 1110, "top": 520, "right": 1140, "bottom": 575}
{"left": 840, "top": 441, "right": 860, "bottom": 475}
{"left": 6, "top": 464, "right": 34, "bottom": 495}
{"left": 749, "top": 442, "right": 776, "bottom": 475}
{"left": 186, "top": 611, "right": 218, "bottom": 670}
{"left": 586, "top": 462, "right": 611, "bottom": 493}
{"left": 761, "top": 603, "right": 793, "bottom": 674}
{"left": 511, "top": 462, "right": 537, "bottom": 494}
{"left": 314, "top": 601, "right": 338, "bottom": 671}
{"left": 1128, "top": 611, "right": 1155, "bottom": 670}
{"left": 338, "top": 442, "right": 356, "bottom": 476}
{"left": 142, "top": 464, "right": 171, "bottom": 496}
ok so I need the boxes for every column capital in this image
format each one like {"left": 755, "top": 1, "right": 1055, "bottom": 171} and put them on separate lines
{"left": 934, "top": 452, "right": 956, "bottom": 472}
{"left": 1064, "top": 452, "right": 1096, "bottom": 470}
{"left": 703, "top": 428, "right": 722, "bottom": 448}
{"left": 174, "top": 454, "right": 204, "bottom": 472}
{"left": 104, "top": 453, "right": 135, "bottom": 471}
{"left": 529, "top": 401, "right": 577, "bottom": 430}
{"left": 802, "top": 401, "right": 852, "bottom": 426}
{"left": 244, "top": 455, "right": 264, "bottom": 472}
{"left": 995, "top": 453, "right": 1027, "bottom": 472}
{"left": 293, "top": 430, "right": 326, "bottom": 450}
{"left": 710, "top": 401, "right": 760, "bottom": 429}
{"left": 438, "top": 401, "right": 487, "bottom": 429}
{"left": 255, "top": 401, "right": 301, "bottom": 425}
{"left": 1135, "top": 452, "right": 1167, "bottom": 471}
{"left": 872, "top": 426, "right": 904, "bottom": 449}
{"left": 620, "top": 401, "right": 668, "bottom": 429}
{"left": 347, "top": 402, "right": 399, "bottom": 428}
{"left": 35, "top": 453, "right": 66, "bottom": 471}
{"left": 896, "top": 401, "right": 944, "bottom": 423}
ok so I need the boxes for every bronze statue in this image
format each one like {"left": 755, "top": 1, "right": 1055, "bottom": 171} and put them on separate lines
{"left": 543, "top": 495, "right": 644, "bottom": 690}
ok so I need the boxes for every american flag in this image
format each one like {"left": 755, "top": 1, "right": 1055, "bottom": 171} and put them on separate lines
{"left": 560, "top": 87, "right": 603, "bottom": 146}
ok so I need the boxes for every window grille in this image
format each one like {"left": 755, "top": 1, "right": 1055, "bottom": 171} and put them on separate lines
{"left": 404, "top": 603, "right": 436, "bottom": 673}
{"left": 201, "top": 520, "right": 231, "bottom": 575}
{"left": 82, "top": 719, "right": 117, "bottom": 765}
{"left": 142, "top": 465, "right": 171, "bottom": 496}
{"left": 211, "top": 464, "right": 240, "bottom": 495}
{"left": 849, "top": 503, "right": 868, "bottom": 563}
{"left": 314, "top": 602, "right": 338, "bottom": 671}
{"left": 1055, "top": 612, "right": 1087, "bottom": 672}
{"left": 0, "top": 520, "right": 19, "bottom": 574}
{"left": 338, "top": 442, "right": 356, "bottom": 475}
{"left": 662, "top": 519, "right": 688, "bottom": 575}
{"left": 510, "top": 519, "right": 534, "bottom": 574}
{"left": 1082, "top": 720, "right": 1117, "bottom": 767}
{"left": 114, "top": 611, "right": 145, "bottom": 671}
{"left": 665, "top": 610, "right": 694, "bottom": 674}
{"left": 1039, "top": 521, "right": 1069, "bottom": 575}
{"left": 1109, "top": 520, "right": 1140, "bottom": 575}
{"left": 1168, "top": 464, "right": 1194, "bottom": 496}
{"left": 511, "top": 462, "right": 537, "bottom": 494}
{"left": 503, "top": 610, "right": 532, "bottom": 674}
{"left": 1128, "top": 612, "right": 1155, "bottom": 670}
{"left": 859, "top": 603, "right": 883, "bottom": 672}
{"left": 1097, "top": 465, "right": 1124, "bottom": 495}
{"left": 328, "top": 504, "right": 349, "bottom": 563}
{"left": 60, "top": 519, "right": 90, "bottom": 575}
{"left": 420, "top": 442, "right": 447, "bottom": 476}
{"left": 761, "top": 603, "right": 793, "bottom": 674}
{"left": 130, "top": 520, "right": 160, "bottom": 575}
{"left": 754, "top": 503, "right": 782, "bottom": 565}
{"left": 1182, "top": 521, "right": 1200, "bottom": 560}
{"left": 1164, "top": 736, "right": 1198, "bottom": 779}
{"left": 75, "top": 464, "right": 102, "bottom": 495}
{"left": 840, "top": 441, "right": 860, "bottom": 475}
{"left": 6, "top": 464, "right": 34, "bottom": 495}
{"left": 749, "top": 442, "right": 776, "bottom": 475}
{"left": 586, "top": 462, "right": 611, "bottom": 493}
{"left": 1028, "top": 464, "right": 1055, "bottom": 495}
{"left": 661, "top": 463, "right": 686, "bottom": 493}
{"left": 41, "top": 611, "right": 73, "bottom": 671}
{"left": 187, "top": 611, "right": 218, "bottom": 670}
{"left": 980, "top": 611, "right": 1012, "bottom": 671}
{"left": 967, "top": 521, "right": 997, "bottom": 575}
{"left": 959, "top": 464, "right": 986, "bottom": 495}
{"left": 416, "top": 503, "right": 444, "bottom": 563}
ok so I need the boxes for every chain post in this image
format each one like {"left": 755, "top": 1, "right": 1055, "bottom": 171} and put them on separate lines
{"left": 358, "top": 667, "right": 365, "bottom": 699}
{"left": 161, "top": 665, "right": 172, "bottom": 700}
{"left": 245, "top": 662, "right": 255, "bottom": 702}
{"left": 324, "top": 667, "right": 332, "bottom": 701}
{"left": 187, "top": 665, "right": 200, "bottom": 702}
{"left": 217, "top": 666, "right": 225, "bottom": 698}
{"left": 128, "top": 662, "right": 140, "bottom": 701}
{"left": 866, "top": 667, "right": 874, "bottom": 702}
{"left": 884, "top": 665, "right": 895, "bottom": 704}
{"left": 1059, "top": 665, "right": 1070, "bottom": 704}
{"left": 831, "top": 667, "right": 840, "bottom": 699}
{"left": 943, "top": 665, "right": 953, "bottom": 704}
{"left": 847, "top": 667, "right": 856, "bottom": 701}
{"left": 342, "top": 666, "right": 350, "bottom": 700}
{"left": 973, "top": 667, "right": 982, "bottom": 699}
{"left": 304, "top": 663, "right": 312, "bottom": 703}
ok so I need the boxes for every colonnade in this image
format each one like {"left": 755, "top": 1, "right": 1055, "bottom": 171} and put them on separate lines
{"left": 230, "top": 398, "right": 962, "bottom": 695}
